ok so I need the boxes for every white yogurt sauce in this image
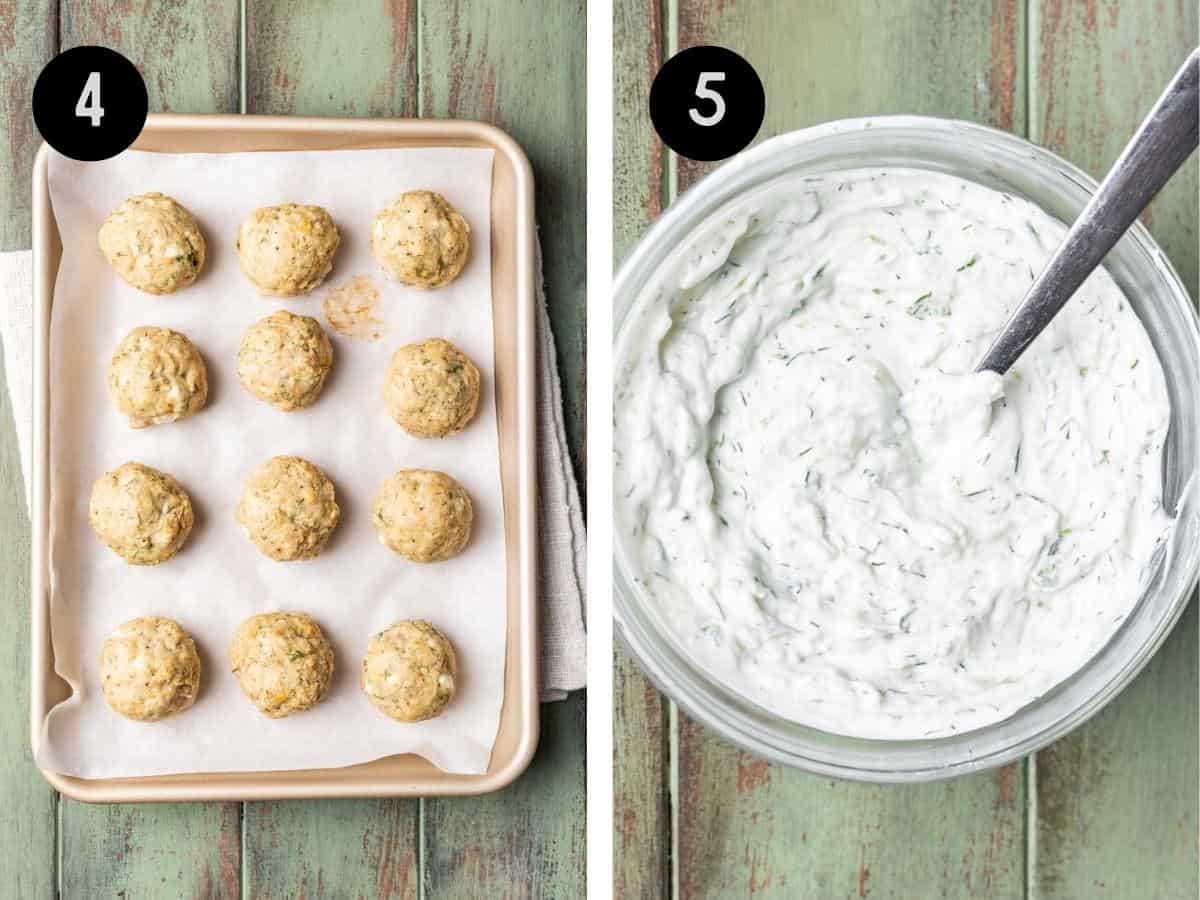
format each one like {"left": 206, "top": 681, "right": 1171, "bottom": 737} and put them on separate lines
{"left": 615, "top": 168, "right": 1173, "bottom": 739}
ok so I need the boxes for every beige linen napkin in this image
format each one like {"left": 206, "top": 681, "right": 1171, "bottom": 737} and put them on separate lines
{"left": 0, "top": 247, "right": 586, "bottom": 699}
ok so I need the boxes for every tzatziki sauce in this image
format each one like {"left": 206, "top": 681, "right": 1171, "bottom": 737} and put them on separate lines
{"left": 614, "top": 168, "right": 1173, "bottom": 739}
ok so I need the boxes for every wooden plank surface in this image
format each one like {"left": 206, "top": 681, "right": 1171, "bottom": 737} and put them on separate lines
{"left": 1029, "top": 1, "right": 1199, "bottom": 896}
{"left": 0, "top": 329, "right": 57, "bottom": 893}
{"left": 677, "top": 721, "right": 1023, "bottom": 899}
{"left": 423, "top": 699, "right": 587, "bottom": 898}
{"left": 0, "top": 0, "right": 55, "bottom": 251}
{"left": 666, "top": 3, "right": 1029, "bottom": 898}
{"left": 613, "top": 0, "right": 664, "bottom": 261}
{"left": 1034, "top": 605, "right": 1198, "bottom": 899}
{"left": 245, "top": 0, "right": 417, "bottom": 117}
{"left": 673, "top": 0, "right": 1025, "bottom": 188}
{"left": 613, "top": 2, "right": 670, "bottom": 898}
{"left": 0, "top": 11, "right": 58, "bottom": 900}
{"left": 418, "top": 2, "right": 587, "bottom": 895}
{"left": 243, "top": 800, "right": 419, "bottom": 900}
{"left": 613, "top": 651, "right": 669, "bottom": 900}
{"left": 60, "top": 0, "right": 240, "bottom": 114}
{"left": 53, "top": 3, "right": 248, "bottom": 897}
{"left": 59, "top": 804, "right": 242, "bottom": 900}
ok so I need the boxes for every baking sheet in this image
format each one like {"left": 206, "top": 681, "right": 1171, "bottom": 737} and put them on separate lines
{"left": 39, "top": 146, "right": 505, "bottom": 778}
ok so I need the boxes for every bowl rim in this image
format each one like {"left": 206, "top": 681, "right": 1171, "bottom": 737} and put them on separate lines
{"left": 612, "top": 114, "right": 1200, "bottom": 782}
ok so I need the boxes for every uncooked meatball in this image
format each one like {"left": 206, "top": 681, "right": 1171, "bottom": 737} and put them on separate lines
{"left": 236, "top": 203, "right": 340, "bottom": 296}
{"left": 107, "top": 326, "right": 208, "bottom": 428}
{"left": 370, "top": 190, "right": 470, "bottom": 288}
{"left": 372, "top": 469, "right": 472, "bottom": 562}
{"left": 383, "top": 338, "right": 480, "bottom": 437}
{"left": 236, "top": 456, "right": 340, "bottom": 561}
{"left": 89, "top": 462, "right": 194, "bottom": 565}
{"left": 361, "top": 620, "right": 457, "bottom": 722}
{"left": 229, "top": 612, "right": 334, "bottom": 718}
{"left": 98, "top": 192, "right": 206, "bottom": 294}
{"left": 237, "top": 310, "right": 333, "bottom": 411}
{"left": 99, "top": 616, "right": 201, "bottom": 721}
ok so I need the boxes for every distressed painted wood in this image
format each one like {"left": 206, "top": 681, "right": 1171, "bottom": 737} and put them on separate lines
{"left": 0, "top": 0, "right": 55, "bottom": 250}
{"left": 423, "top": 698, "right": 586, "bottom": 898}
{"left": 420, "top": 0, "right": 588, "bottom": 478}
{"left": 1030, "top": 1, "right": 1199, "bottom": 895}
{"left": 0, "top": 9, "right": 59, "bottom": 900}
{"left": 673, "top": 0, "right": 1026, "bottom": 188}
{"left": 59, "top": 0, "right": 240, "bottom": 114}
{"left": 243, "top": 800, "right": 419, "bottom": 900}
{"left": 614, "top": 0, "right": 664, "bottom": 262}
{"left": 0, "top": 349, "right": 57, "bottom": 895}
{"left": 1034, "top": 605, "right": 1198, "bottom": 899}
{"left": 613, "top": 1, "right": 670, "bottom": 898}
{"left": 245, "top": 0, "right": 417, "bottom": 117}
{"left": 239, "top": 4, "right": 424, "bottom": 894}
{"left": 664, "top": 3, "right": 1029, "bottom": 897}
{"left": 613, "top": 649, "right": 669, "bottom": 900}
{"left": 677, "top": 719, "right": 1023, "bottom": 899}
{"left": 54, "top": 5, "right": 245, "bottom": 897}
{"left": 418, "top": 4, "right": 586, "bottom": 895}
{"left": 59, "top": 803, "right": 242, "bottom": 900}
{"left": 1031, "top": 0, "right": 1198, "bottom": 291}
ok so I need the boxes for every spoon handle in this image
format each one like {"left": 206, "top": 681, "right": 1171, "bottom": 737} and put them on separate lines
{"left": 976, "top": 48, "right": 1199, "bottom": 375}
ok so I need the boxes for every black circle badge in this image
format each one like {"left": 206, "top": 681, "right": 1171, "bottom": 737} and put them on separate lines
{"left": 649, "top": 45, "right": 765, "bottom": 162}
{"left": 33, "top": 46, "right": 148, "bottom": 161}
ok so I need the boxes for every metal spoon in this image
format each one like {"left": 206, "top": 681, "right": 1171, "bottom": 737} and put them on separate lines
{"left": 976, "top": 48, "right": 1199, "bottom": 375}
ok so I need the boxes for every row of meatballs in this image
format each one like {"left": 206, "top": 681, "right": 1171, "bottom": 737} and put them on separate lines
{"left": 98, "top": 189, "right": 470, "bottom": 296}
{"left": 89, "top": 458, "right": 472, "bottom": 565}
{"left": 110, "top": 318, "right": 481, "bottom": 438}
{"left": 100, "top": 613, "right": 458, "bottom": 723}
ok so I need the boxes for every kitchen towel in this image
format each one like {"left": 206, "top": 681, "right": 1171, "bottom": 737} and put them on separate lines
{"left": 0, "top": 246, "right": 586, "bottom": 700}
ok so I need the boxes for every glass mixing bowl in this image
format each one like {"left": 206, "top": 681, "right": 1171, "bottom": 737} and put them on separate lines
{"left": 612, "top": 116, "right": 1200, "bottom": 782}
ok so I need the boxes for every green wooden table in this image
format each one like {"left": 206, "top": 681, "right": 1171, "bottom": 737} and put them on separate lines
{"left": 614, "top": 2, "right": 1198, "bottom": 898}
{"left": 0, "top": 2, "right": 584, "bottom": 896}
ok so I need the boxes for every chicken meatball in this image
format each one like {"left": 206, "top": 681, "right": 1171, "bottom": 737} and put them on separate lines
{"left": 98, "top": 192, "right": 205, "bottom": 294}
{"left": 236, "top": 456, "right": 340, "bottom": 561}
{"left": 99, "top": 616, "right": 201, "bottom": 721}
{"left": 88, "top": 462, "right": 194, "bottom": 565}
{"left": 361, "top": 620, "right": 457, "bottom": 722}
{"left": 383, "top": 338, "right": 480, "bottom": 437}
{"left": 237, "top": 310, "right": 333, "bottom": 411}
{"left": 107, "top": 326, "right": 208, "bottom": 428}
{"left": 236, "top": 203, "right": 340, "bottom": 296}
{"left": 371, "top": 190, "right": 470, "bottom": 288}
{"left": 229, "top": 612, "right": 335, "bottom": 717}
{"left": 372, "top": 469, "right": 472, "bottom": 562}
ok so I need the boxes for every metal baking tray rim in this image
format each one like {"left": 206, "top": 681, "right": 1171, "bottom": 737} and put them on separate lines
{"left": 30, "top": 113, "right": 539, "bottom": 801}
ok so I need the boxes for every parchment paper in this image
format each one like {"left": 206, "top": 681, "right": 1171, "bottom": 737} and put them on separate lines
{"left": 40, "top": 146, "right": 505, "bottom": 778}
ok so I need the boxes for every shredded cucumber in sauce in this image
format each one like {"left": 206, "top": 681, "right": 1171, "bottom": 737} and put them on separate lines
{"left": 615, "top": 168, "right": 1173, "bottom": 739}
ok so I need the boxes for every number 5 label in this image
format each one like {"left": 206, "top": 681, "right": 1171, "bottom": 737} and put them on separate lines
{"left": 75, "top": 71, "right": 104, "bottom": 127}
{"left": 649, "top": 45, "right": 764, "bottom": 162}
{"left": 689, "top": 72, "right": 727, "bottom": 127}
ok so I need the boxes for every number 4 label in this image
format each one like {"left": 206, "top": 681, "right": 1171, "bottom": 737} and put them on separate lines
{"left": 689, "top": 72, "right": 726, "bottom": 127}
{"left": 75, "top": 72, "right": 104, "bottom": 127}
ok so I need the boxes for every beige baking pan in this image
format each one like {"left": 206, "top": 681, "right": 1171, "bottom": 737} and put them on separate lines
{"left": 30, "top": 114, "right": 539, "bottom": 801}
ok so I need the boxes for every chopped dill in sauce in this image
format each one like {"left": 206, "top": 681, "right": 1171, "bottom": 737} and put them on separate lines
{"left": 614, "top": 168, "right": 1174, "bottom": 740}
